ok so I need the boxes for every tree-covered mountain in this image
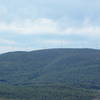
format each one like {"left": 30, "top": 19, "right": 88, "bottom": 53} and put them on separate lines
{"left": 0, "top": 48, "right": 100, "bottom": 100}
{"left": 0, "top": 48, "right": 100, "bottom": 88}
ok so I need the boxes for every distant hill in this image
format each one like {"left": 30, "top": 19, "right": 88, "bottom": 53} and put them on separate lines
{"left": 0, "top": 48, "right": 100, "bottom": 89}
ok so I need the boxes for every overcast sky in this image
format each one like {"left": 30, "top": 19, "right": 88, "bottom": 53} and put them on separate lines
{"left": 0, "top": 0, "right": 100, "bottom": 53}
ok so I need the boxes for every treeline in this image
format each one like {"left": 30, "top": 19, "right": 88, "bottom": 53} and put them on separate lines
{"left": 0, "top": 83, "right": 100, "bottom": 100}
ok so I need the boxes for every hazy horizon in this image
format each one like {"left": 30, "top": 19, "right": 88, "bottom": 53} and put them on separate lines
{"left": 1, "top": 47, "right": 100, "bottom": 54}
{"left": 0, "top": 0, "right": 100, "bottom": 53}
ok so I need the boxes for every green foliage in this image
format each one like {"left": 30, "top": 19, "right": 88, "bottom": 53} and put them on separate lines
{"left": 0, "top": 49, "right": 100, "bottom": 100}
{"left": 0, "top": 49, "right": 100, "bottom": 89}
{"left": 0, "top": 83, "right": 100, "bottom": 100}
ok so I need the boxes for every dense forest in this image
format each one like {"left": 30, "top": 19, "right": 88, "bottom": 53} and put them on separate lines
{"left": 0, "top": 48, "right": 100, "bottom": 100}
{"left": 0, "top": 83, "right": 100, "bottom": 100}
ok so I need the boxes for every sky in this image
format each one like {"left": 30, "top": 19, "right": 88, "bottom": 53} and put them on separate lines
{"left": 0, "top": 0, "right": 100, "bottom": 53}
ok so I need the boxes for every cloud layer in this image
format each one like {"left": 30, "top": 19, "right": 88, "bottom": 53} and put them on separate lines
{"left": 0, "top": 18, "right": 100, "bottom": 37}
{"left": 0, "top": 0, "right": 100, "bottom": 53}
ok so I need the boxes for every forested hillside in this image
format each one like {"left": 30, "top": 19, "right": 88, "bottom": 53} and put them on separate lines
{"left": 0, "top": 48, "right": 100, "bottom": 89}
{"left": 0, "top": 83, "right": 100, "bottom": 100}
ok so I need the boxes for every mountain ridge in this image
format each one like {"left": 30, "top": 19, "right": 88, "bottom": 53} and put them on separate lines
{"left": 0, "top": 48, "right": 100, "bottom": 89}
